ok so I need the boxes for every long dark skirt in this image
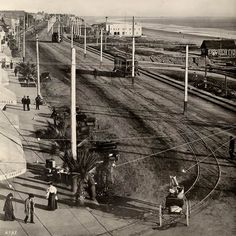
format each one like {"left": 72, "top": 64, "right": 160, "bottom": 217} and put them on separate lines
{"left": 48, "top": 193, "right": 57, "bottom": 210}
{"left": 3, "top": 200, "right": 15, "bottom": 221}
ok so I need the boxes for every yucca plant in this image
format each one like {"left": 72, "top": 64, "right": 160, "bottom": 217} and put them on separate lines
{"left": 62, "top": 147, "right": 100, "bottom": 197}
{"left": 16, "top": 62, "right": 36, "bottom": 85}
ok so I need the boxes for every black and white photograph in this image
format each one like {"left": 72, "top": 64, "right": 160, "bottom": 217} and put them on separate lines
{"left": 0, "top": 0, "right": 235, "bottom": 235}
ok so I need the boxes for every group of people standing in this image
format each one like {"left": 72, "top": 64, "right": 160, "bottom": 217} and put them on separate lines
{"left": 21, "top": 95, "right": 42, "bottom": 111}
{"left": 3, "top": 183, "right": 58, "bottom": 223}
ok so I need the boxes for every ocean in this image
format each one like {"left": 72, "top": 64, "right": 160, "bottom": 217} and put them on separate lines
{"left": 91, "top": 16, "right": 236, "bottom": 40}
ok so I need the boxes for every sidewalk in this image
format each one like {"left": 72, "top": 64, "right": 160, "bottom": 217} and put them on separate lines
{"left": 0, "top": 56, "right": 145, "bottom": 236}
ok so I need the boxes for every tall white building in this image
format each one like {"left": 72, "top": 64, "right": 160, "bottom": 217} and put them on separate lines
{"left": 106, "top": 23, "right": 142, "bottom": 37}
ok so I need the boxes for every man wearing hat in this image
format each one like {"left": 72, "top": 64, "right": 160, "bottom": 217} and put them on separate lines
{"left": 24, "top": 194, "right": 35, "bottom": 223}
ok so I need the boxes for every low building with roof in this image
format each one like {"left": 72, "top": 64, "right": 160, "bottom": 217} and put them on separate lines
{"left": 200, "top": 40, "right": 236, "bottom": 57}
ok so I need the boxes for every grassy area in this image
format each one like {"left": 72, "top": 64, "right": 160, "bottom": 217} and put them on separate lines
{"left": 157, "top": 69, "right": 236, "bottom": 100}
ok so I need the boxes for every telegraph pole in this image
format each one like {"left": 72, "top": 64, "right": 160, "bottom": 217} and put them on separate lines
{"left": 105, "top": 16, "right": 108, "bottom": 50}
{"left": 71, "top": 47, "right": 77, "bottom": 160}
{"left": 204, "top": 55, "right": 207, "bottom": 89}
{"left": 184, "top": 45, "right": 189, "bottom": 114}
{"left": 131, "top": 16, "right": 135, "bottom": 84}
{"left": 100, "top": 28, "right": 103, "bottom": 67}
{"left": 23, "top": 15, "right": 26, "bottom": 62}
{"left": 84, "top": 20, "right": 86, "bottom": 57}
{"left": 71, "top": 23, "right": 74, "bottom": 48}
{"left": 36, "top": 34, "right": 41, "bottom": 96}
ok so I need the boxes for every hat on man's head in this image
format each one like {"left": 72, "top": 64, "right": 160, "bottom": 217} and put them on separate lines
{"left": 29, "top": 193, "right": 35, "bottom": 198}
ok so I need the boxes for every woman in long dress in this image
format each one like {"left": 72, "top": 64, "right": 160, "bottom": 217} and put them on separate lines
{"left": 46, "top": 182, "right": 58, "bottom": 210}
{"left": 3, "top": 193, "right": 16, "bottom": 221}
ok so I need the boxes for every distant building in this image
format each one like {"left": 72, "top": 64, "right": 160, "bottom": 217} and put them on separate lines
{"left": 200, "top": 40, "right": 236, "bottom": 57}
{"left": 106, "top": 23, "right": 142, "bottom": 37}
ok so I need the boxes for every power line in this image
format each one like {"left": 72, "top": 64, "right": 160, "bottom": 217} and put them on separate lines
{"left": 116, "top": 126, "right": 235, "bottom": 167}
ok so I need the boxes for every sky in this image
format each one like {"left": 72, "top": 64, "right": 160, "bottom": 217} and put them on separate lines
{"left": 1, "top": 0, "right": 236, "bottom": 17}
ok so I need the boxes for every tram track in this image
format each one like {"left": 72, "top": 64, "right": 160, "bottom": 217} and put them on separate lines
{"left": 21, "top": 33, "right": 232, "bottom": 235}
{"left": 63, "top": 36, "right": 236, "bottom": 113}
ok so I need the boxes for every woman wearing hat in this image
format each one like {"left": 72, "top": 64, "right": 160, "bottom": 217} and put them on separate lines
{"left": 3, "top": 193, "right": 16, "bottom": 221}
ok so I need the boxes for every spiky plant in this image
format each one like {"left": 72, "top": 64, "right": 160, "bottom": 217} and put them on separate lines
{"left": 16, "top": 62, "right": 36, "bottom": 85}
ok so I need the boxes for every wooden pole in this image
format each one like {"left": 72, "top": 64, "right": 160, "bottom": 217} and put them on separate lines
{"left": 23, "top": 15, "right": 26, "bottom": 62}
{"left": 184, "top": 45, "right": 189, "bottom": 114}
{"left": 132, "top": 16, "right": 135, "bottom": 84}
{"left": 105, "top": 16, "right": 108, "bottom": 50}
{"left": 71, "top": 23, "right": 73, "bottom": 48}
{"left": 100, "top": 28, "right": 103, "bottom": 67}
{"left": 225, "top": 75, "right": 228, "bottom": 97}
{"left": 71, "top": 48, "right": 77, "bottom": 160}
{"left": 36, "top": 34, "right": 40, "bottom": 96}
{"left": 84, "top": 20, "right": 87, "bottom": 57}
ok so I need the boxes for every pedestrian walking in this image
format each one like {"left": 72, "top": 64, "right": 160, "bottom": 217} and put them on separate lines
{"left": 3, "top": 193, "right": 16, "bottom": 221}
{"left": 21, "top": 96, "right": 27, "bottom": 111}
{"left": 24, "top": 194, "right": 35, "bottom": 223}
{"left": 35, "top": 95, "right": 41, "bottom": 110}
{"left": 14, "top": 67, "right": 18, "bottom": 77}
{"left": 229, "top": 136, "right": 235, "bottom": 159}
{"left": 46, "top": 182, "right": 58, "bottom": 210}
{"left": 26, "top": 96, "right": 31, "bottom": 111}
{"left": 10, "top": 60, "right": 13, "bottom": 69}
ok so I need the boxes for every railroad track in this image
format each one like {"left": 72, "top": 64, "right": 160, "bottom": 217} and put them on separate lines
{"left": 63, "top": 36, "right": 236, "bottom": 113}
{"left": 44, "top": 36, "right": 225, "bottom": 234}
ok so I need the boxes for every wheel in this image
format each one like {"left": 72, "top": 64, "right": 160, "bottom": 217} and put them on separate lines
{"left": 159, "top": 204, "right": 162, "bottom": 227}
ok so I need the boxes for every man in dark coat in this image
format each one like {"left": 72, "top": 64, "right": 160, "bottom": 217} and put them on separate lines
{"left": 24, "top": 194, "right": 35, "bottom": 223}
{"left": 3, "top": 193, "right": 15, "bottom": 221}
{"left": 14, "top": 67, "right": 18, "bottom": 77}
{"left": 35, "top": 95, "right": 41, "bottom": 110}
{"left": 26, "top": 96, "right": 31, "bottom": 111}
{"left": 21, "top": 96, "right": 26, "bottom": 111}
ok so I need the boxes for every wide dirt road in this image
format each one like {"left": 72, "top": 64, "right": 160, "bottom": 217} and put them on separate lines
{"left": 25, "top": 23, "right": 236, "bottom": 236}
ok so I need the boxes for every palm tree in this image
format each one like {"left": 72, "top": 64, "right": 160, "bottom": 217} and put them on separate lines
{"left": 16, "top": 62, "right": 36, "bottom": 86}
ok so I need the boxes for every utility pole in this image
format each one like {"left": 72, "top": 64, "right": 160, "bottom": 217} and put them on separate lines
{"left": 105, "top": 16, "right": 108, "bottom": 50}
{"left": 71, "top": 22, "right": 74, "bottom": 48}
{"left": 204, "top": 55, "right": 207, "bottom": 89}
{"left": 84, "top": 20, "right": 86, "bottom": 58}
{"left": 17, "top": 23, "right": 20, "bottom": 52}
{"left": 27, "top": 13, "right": 29, "bottom": 29}
{"left": 100, "top": 28, "right": 103, "bottom": 67}
{"left": 71, "top": 47, "right": 77, "bottom": 160}
{"left": 79, "top": 19, "right": 81, "bottom": 37}
{"left": 36, "top": 34, "right": 41, "bottom": 96}
{"left": 184, "top": 45, "right": 189, "bottom": 114}
{"left": 225, "top": 75, "right": 228, "bottom": 97}
{"left": 131, "top": 16, "right": 135, "bottom": 84}
{"left": 23, "top": 15, "right": 26, "bottom": 62}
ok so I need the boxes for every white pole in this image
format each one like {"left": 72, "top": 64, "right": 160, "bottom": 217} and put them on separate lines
{"left": 105, "top": 16, "right": 108, "bottom": 50}
{"left": 184, "top": 45, "right": 189, "bottom": 114}
{"left": 71, "top": 47, "right": 77, "bottom": 160}
{"left": 47, "top": 20, "right": 49, "bottom": 32}
{"left": 23, "top": 15, "right": 26, "bottom": 62}
{"left": 132, "top": 16, "right": 135, "bottom": 82}
{"left": 100, "top": 28, "right": 103, "bottom": 66}
{"left": 84, "top": 20, "right": 86, "bottom": 57}
{"left": 36, "top": 34, "right": 40, "bottom": 96}
{"left": 71, "top": 23, "right": 73, "bottom": 48}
